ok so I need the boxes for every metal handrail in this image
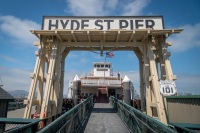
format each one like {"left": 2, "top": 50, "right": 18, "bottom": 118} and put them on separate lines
{"left": 0, "top": 118, "right": 41, "bottom": 133}
{"left": 109, "top": 96, "right": 177, "bottom": 133}
{"left": 117, "top": 101, "right": 156, "bottom": 133}
{"left": 6, "top": 119, "right": 41, "bottom": 133}
{"left": 37, "top": 95, "right": 94, "bottom": 133}
{"left": 57, "top": 97, "right": 92, "bottom": 132}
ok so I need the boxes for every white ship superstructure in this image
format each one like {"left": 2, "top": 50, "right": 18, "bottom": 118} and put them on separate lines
{"left": 68, "top": 62, "right": 134, "bottom": 104}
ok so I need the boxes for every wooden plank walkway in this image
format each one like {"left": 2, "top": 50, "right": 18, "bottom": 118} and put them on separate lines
{"left": 83, "top": 103, "right": 130, "bottom": 133}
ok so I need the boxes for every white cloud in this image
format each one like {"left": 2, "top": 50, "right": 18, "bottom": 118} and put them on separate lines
{"left": 105, "top": 0, "right": 119, "bottom": 9}
{"left": 1, "top": 65, "right": 199, "bottom": 97}
{"left": 176, "top": 73, "right": 200, "bottom": 95}
{"left": 0, "top": 15, "right": 40, "bottom": 44}
{"left": 123, "top": 70, "right": 140, "bottom": 86}
{"left": 0, "top": 65, "right": 83, "bottom": 95}
{"left": 122, "top": 0, "right": 150, "bottom": 16}
{"left": 65, "top": 0, "right": 150, "bottom": 16}
{"left": 122, "top": 70, "right": 200, "bottom": 95}
{"left": 0, "top": 65, "right": 85, "bottom": 95}
{"left": 66, "top": 51, "right": 90, "bottom": 67}
{"left": 66, "top": 0, "right": 106, "bottom": 16}
{"left": 0, "top": 54, "right": 18, "bottom": 63}
{"left": 0, "top": 66, "right": 32, "bottom": 91}
{"left": 168, "top": 23, "right": 200, "bottom": 52}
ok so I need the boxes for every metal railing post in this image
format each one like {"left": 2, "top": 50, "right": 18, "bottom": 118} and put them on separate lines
{"left": 35, "top": 95, "right": 93, "bottom": 133}
{"left": 109, "top": 96, "right": 176, "bottom": 133}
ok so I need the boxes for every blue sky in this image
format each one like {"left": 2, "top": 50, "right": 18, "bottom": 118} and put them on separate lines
{"left": 0, "top": 0, "right": 200, "bottom": 95}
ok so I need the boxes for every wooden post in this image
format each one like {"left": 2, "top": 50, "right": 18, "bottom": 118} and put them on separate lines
{"left": 147, "top": 36, "right": 167, "bottom": 124}
{"left": 135, "top": 50, "right": 145, "bottom": 111}
{"left": 50, "top": 41, "right": 61, "bottom": 117}
{"left": 36, "top": 56, "right": 45, "bottom": 114}
{"left": 24, "top": 39, "right": 46, "bottom": 118}
{"left": 143, "top": 39, "right": 152, "bottom": 116}
{"left": 57, "top": 50, "right": 69, "bottom": 114}
{"left": 40, "top": 37, "right": 58, "bottom": 119}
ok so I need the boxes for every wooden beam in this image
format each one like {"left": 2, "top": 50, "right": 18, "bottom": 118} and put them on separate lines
{"left": 71, "top": 31, "right": 77, "bottom": 42}
{"left": 55, "top": 31, "right": 63, "bottom": 41}
{"left": 149, "top": 102, "right": 157, "bottom": 107}
{"left": 148, "top": 40, "right": 167, "bottom": 124}
{"left": 24, "top": 100, "right": 39, "bottom": 105}
{"left": 142, "top": 30, "right": 150, "bottom": 42}
{"left": 31, "top": 29, "right": 183, "bottom": 38}
{"left": 103, "top": 31, "right": 106, "bottom": 42}
{"left": 31, "top": 30, "right": 40, "bottom": 39}
{"left": 34, "top": 42, "right": 40, "bottom": 46}
{"left": 60, "top": 42, "right": 142, "bottom": 47}
{"left": 116, "top": 31, "right": 120, "bottom": 42}
{"left": 87, "top": 31, "right": 91, "bottom": 42}
{"left": 65, "top": 47, "right": 138, "bottom": 51}
{"left": 128, "top": 31, "right": 135, "bottom": 42}
{"left": 138, "top": 45, "right": 144, "bottom": 54}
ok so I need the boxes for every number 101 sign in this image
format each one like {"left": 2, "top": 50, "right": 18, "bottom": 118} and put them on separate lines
{"left": 159, "top": 80, "right": 177, "bottom": 96}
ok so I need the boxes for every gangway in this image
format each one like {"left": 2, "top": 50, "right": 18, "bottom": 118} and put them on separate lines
{"left": 0, "top": 96, "right": 199, "bottom": 133}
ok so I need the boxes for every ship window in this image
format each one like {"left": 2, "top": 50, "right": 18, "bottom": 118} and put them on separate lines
{"left": 101, "top": 64, "right": 104, "bottom": 68}
{"left": 97, "top": 64, "right": 100, "bottom": 68}
{"left": 94, "top": 64, "right": 96, "bottom": 67}
{"left": 105, "top": 64, "right": 108, "bottom": 68}
{"left": 97, "top": 68, "right": 108, "bottom": 71}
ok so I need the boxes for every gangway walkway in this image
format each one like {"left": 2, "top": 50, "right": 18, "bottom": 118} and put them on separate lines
{"left": 84, "top": 103, "right": 129, "bottom": 133}
{"left": 3, "top": 95, "right": 197, "bottom": 133}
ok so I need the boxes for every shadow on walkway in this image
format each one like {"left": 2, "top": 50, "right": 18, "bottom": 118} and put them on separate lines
{"left": 92, "top": 108, "right": 116, "bottom": 113}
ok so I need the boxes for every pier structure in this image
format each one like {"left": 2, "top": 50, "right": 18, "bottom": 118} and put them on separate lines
{"left": 23, "top": 16, "right": 183, "bottom": 124}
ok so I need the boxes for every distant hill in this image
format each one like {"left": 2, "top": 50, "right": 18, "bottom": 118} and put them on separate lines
{"left": 7, "top": 90, "right": 29, "bottom": 98}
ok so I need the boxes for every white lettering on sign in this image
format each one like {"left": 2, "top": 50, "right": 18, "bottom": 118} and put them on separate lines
{"left": 42, "top": 16, "right": 164, "bottom": 30}
{"left": 160, "top": 80, "right": 177, "bottom": 96}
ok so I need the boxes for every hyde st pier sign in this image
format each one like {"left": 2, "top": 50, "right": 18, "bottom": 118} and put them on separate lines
{"left": 42, "top": 16, "right": 164, "bottom": 30}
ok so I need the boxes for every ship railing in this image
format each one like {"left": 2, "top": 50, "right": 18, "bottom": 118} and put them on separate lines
{"left": 81, "top": 79, "right": 121, "bottom": 86}
{"left": 109, "top": 96, "right": 177, "bottom": 133}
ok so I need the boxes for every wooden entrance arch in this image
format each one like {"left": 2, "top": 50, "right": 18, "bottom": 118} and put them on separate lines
{"left": 24, "top": 16, "right": 183, "bottom": 124}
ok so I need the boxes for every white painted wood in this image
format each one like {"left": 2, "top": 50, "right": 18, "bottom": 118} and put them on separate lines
{"left": 40, "top": 38, "right": 58, "bottom": 119}
{"left": 148, "top": 37, "right": 167, "bottom": 124}
{"left": 25, "top": 27, "right": 182, "bottom": 124}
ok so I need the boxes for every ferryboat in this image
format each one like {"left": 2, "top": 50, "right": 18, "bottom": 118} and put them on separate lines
{"left": 67, "top": 62, "right": 135, "bottom": 104}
